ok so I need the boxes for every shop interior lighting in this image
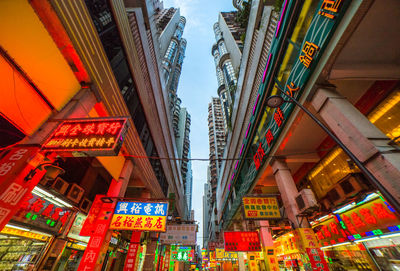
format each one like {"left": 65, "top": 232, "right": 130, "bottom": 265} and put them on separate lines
{"left": 30, "top": 229, "right": 52, "bottom": 237}
{"left": 320, "top": 242, "right": 351, "bottom": 250}
{"left": 368, "top": 92, "right": 400, "bottom": 123}
{"left": 332, "top": 192, "right": 379, "bottom": 215}
{"left": 332, "top": 202, "right": 356, "bottom": 214}
{"left": 5, "top": 224, "right": 30, "bottom": 232}
{"left": 354, "top": 236, "right": 380, "bottom": 243}
{"left": 6, "top": 224, "right": 53, "bottom": 237}
{"left": 32, "top": 186, "right": 73, "bottom": 208}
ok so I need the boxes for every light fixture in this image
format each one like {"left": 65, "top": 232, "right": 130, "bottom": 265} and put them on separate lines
{"left": 320, "top": 241, "right": 351, "bottom": 250}
{"left": 24, "top": 159, "right": 65, "bottom": 182}
{"left": 32, "top": 187, "right": 73, "bottom": 208}
{"left": 265, "top": 95, "right": 286, "bottom": 108}
{"left": 6, "top": 224, "right": 30, "bottom": 232}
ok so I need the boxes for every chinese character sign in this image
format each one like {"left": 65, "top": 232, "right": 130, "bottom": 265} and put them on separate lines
{"left": 224, "top": 231, "right": 261, "bottom": 252}
{"left": 42, "top": 117, "right": 128, "bottom": 156}
{"left": 171, "top": 247, "right": 194, "bottom": 262}
{"left": 0, "top": 147, "right": 46, "bottom": 231}
{"left": 159, "top": 224, "right": 197, "bottom": 245}
{"left": 109, "top": 201, "right": 168, "bottom": 232}
{"left": 312, "top": 197, "right": 400, "bottom": 246}
{"left": 13, "top": 193, "right": 71, "bottom": 234}
{"left": 124, "top": 231, "right": 141, "bottom": 271}
{"left": 242, "top": 196, "right": 281, "bottom": 220}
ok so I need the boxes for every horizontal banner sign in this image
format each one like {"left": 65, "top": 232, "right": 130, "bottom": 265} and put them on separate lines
{"left": 42, "top": 117, "right": 128, "bottom": 156}
{"left": 110, "top": 201, "right": 168, "bottom": 232}
{"left": 224, "top": 231, "right": 261, "bottom": 252}
{"left": 242, "top": 196, "right": 281, "bottom": 220}
{"left": 160, "top": 223, "right": 197, "bottom": 245}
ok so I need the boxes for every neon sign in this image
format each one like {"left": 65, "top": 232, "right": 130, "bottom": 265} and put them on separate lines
{"left": 224, "top": 231, "right": 261, "bottom": 252}
{"left": 13, "top": 193, "right": 70, "bottom": 233}
{"left": 110, "top": 201, "right": 168, "bottom": 232}
{"left": 313, "top": 197, "right": 400, "bottom": 246}
{"left": 42, "top": 117, "right": 128, "bottom": 156}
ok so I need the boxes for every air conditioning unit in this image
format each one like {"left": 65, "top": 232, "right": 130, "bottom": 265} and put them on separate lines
{"left": 295, "top": 189, "right": 319, "bottom": 214}
{"left": 340, "top": 174, "right": 367, "bottom": 197}
{"left": 79, "top": 197, "right": 92, "bottom": 213}
{"left": 51, "top": 177, "right": 69, "bottom": 195}
{"left": 66, "top": 183, "right": 85, "bottom": 203}
{"left": 39, "top": 176, "right": 53, "bottom": 187}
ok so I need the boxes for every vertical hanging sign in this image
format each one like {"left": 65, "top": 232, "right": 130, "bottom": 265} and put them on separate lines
{"left": 0, "top": 146, "right": 45, "bottom": 231}
{"left": 77, "top": 200, "right": 116, "bottom": 271}
{"left": 124, "top": 231, "right": 142, "bottom": 271}
{"left": 80, "top": 194, "right": 106, "bottom": 236}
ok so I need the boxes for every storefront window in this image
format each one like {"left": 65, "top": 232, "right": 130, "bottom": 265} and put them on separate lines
{"left": 368, "top": 90, "right": 400, "bottom": 146}
{"left": 323, "top": 243, "right": 377, "bottom": 271}
{"left": 307, "top": 147, "right": 359, "bottom": 199}
{"left": 0, "top": 229, "right": 50, "bottom": 271}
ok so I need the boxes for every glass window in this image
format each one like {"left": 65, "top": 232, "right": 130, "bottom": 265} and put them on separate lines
{"left": 369, "top": 90, "right": 400, "bottom": 146}
{"left": 307, "top": 147, "right": 359, "bottom": 199}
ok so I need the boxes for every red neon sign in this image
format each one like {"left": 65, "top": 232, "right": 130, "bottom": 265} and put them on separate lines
{"left": 313, "top": 197, "right": 400, "bottom": 246}
{"left": 224, "top": 231, "right": 261, "bottom": 252}
{"left": 42, "top": 117, "right": 128, "bottom": 156}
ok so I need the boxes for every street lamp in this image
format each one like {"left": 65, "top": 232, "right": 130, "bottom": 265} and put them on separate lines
{"left": 265, "top": 86, "right": 400, "bottom": 213}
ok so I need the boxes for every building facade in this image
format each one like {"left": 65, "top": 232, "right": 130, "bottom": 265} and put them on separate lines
{"left": 0, "top": 0, "right": 189, "bottom": 270}
{"left": 211, "top": 12, "right": 244, "bottom": 132}
{"left": 209, "top": 0, "right": 400, "bottom": 270}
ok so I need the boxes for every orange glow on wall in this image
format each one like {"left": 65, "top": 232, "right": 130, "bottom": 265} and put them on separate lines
{"left": 0, "top": 55, "right": 52, "bottom": 135}
{"left": 0, "top": 0, "right": 81, "bottom": 112}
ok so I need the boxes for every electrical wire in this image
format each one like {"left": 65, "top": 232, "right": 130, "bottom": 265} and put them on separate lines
{"left": 123, "top": 148, "right": 334, "bottom": 162}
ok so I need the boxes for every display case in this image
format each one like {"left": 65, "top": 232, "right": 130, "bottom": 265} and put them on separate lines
{"left": 0, "top": 234, "right": 47, "bottom": 271}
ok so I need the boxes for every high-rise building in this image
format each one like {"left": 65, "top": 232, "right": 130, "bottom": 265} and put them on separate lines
{"left": 0, "top": 0, "right": 188, "bottom": 270}
{"left": 211, "top": 12, "right": 244, "bottom": 131}
{"left": 176, "top": 107, "right": 192, "bottom": 213}
{"left": 151, "top": 4, "right": 192, "bottom": 214}
{"left": 202, "top": 181, "right": 212, "bottom": 248}
{"left": 186, "top": 149, "right": 193, "bottom": 212}
{"left": 208, "top": 98, "right": 227, "bottom": 206}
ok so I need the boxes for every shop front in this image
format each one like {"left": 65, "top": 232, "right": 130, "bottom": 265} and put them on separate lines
{"left": 0, "top": 225, "right": 51, "bottom": 270}
{"left": 311, "top": 193, "right": 400, "bottom": 271}
{"left": 54, "top": 212, "right": 89, "bottom": 270}
{"left": 0, "top": 187, "right": 73, "bottom": 270}
{"left": 274, "top": 228, "right": 328, "bottom": 271}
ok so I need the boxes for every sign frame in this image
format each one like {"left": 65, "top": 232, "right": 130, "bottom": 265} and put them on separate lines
{"left": 241, "top": 194, "right": 282, "bottom": 220}
{"left": 109, "top": 200, "right": 169, "bottom": 232}
{"left": 223, "top": 231, "right": 262, "bottom": 252}
{"left": 42, "top": 117, "right": 129, "bottom": 156}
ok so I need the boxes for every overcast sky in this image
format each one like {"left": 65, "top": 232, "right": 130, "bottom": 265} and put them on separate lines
{"left": 162, "top": 0, "right": 234, "bottom": 246}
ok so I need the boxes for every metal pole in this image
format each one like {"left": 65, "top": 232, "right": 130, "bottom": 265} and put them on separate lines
{"left": 277, "top": 87, "right": 400, "bottom": 213}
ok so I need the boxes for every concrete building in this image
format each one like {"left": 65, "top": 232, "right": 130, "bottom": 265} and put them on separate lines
{"left": 202, "top": 182, "right": 212, "bottom": 248}
{"left": 211, "top": 12, "right": 244, "bottom": 131}
{"left": 0, "top": 0, "right": 188, "bottom": 270}
{"left": 214, "top": 0, "right": 400, "bottom": 270}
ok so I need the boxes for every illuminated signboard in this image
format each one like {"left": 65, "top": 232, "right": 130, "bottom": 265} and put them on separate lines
{"left": 67, "top": 212, "right": 90, "bottom": 243}
{"left": 159, "top": 224, "right": 197, "bottom": 245}
{"left": 171, "top": 247, "right": 194, "bottom": 262}
{"left": 12, "top": 193, "right": 70, "bottom": 234}
{"left": 109, "top": 201, "right": 168, "bottom": 232}
{"left": 223, "top": 231, "right": 261, "bottom": 252}
{"left": 1, "top": 226, "right": 50, "bottom": 241}
{"left": 312, "top": 197, "right": 400, "bottom": 246}
{"left": 42, "top": 117, "right": 128, "bottom": 156}
{"left": 242, "top": 196, "right": 281, "bottom": 220}
{"left": 215, "top": 248, "right": 238, "bottom": 261}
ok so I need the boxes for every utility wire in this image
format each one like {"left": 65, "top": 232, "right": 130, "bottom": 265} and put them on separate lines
{"left": 123, "top": 148, "right": 334, "bottom": 162}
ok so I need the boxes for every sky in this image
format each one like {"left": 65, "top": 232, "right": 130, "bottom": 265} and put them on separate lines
{"left": 162, "top": 0, "right": 235, "bottom": 245}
